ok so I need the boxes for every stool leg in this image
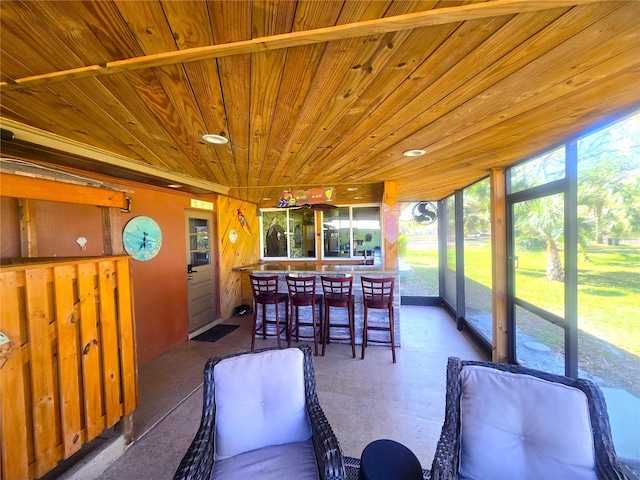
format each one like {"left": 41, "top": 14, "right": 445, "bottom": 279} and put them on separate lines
{"left": 317, "top": 300, "right": 322, "bottom": 355}
{"left": 288, "top": 301, "right": 294, "bottom": 347}
{"left": 285, "top": 299, "right": 289, "bottom": 345}
{"left": 349, "top": 299, "right": 356, "bottom": 359}
{"left": 275, "top": 302, "right": 282, "bottom": 349}
{"left": 311, "top": 301, "right": 318, "bottom": 356}
{"left": 389, "top": 305, "right": 396, "bottom": 363}
{"left": 322, "top": 302, "right": 329, "bottom": 356}
{"left": 361, "top": 304, "right": 368, "bottom": 360}
{"left": 251, "top": 302, "right": 258, "bottom": 350}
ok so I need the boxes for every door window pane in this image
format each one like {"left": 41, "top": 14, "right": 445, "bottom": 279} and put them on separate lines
{"left": 515, "top": 304, "right": 565, "bottom": 375}
{"left": 513, "top": 193, "right": 565, "bottom": 318}
{"left": 188, "top": 218, "right": 211, "bottom": 266}
{"left": 510, "top": 146, "right": 565, "bottom": 193}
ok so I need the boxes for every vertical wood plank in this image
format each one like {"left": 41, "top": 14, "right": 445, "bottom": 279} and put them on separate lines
{"left": 18, "top": 198, "right": 38, "bottom": 257}
{"left": 0, "top": 271, "right": 30, "bottom": 480}
{"left": 25, "top": 268, "right": 58, "bottom": 477}
{"left": 77, "top": 263, "right": 104, "bottom": 440}
{"left": 101, "top": 207, "right": 124, "bottom": 256}
{"left": 98, "top": 261, "right": 122, "bottom": 427}
{"left": 115, "top": 259, "right": 137, "bottom": 416}
{"left": 382, "top": 181, "right": 399, "bottom": 271}
{"left": 490, "top": 168, "right": 509, "bottom": 363}
{"left": 53, "top": 265, "right": 82, "bottom": 459}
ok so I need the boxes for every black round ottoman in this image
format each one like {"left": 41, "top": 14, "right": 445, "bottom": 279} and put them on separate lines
{"left": 358, "top": 439, "right": 423, "bottom": 480}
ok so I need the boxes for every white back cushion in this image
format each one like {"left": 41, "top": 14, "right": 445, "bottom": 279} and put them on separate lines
{"left": 214, "top": 348, "right": 311, "bottom": 460}
{"left": 459, "top": 365, "right": 597, "bottom": 480}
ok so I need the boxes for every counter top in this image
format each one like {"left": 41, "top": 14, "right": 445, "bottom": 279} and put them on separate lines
{"left": 232, "top": 262, "right": 399, "bottom": 275}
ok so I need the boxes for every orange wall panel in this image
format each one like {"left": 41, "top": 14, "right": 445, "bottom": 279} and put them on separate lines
{"left": 1, "top": 196, "right": 21, "bottom": 258}
{"left": 121, "top": 187, "right": 191, "bottom": 365}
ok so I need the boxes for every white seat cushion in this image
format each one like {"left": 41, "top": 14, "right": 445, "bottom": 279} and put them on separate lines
{"left": 213, "top": 348, "right": 312, "bottom": 461}
{"left": 459, "top": 365, "right": 597, "bottom": 480}
{"left": 210, "top": 440, "right": 319, "bottom": 480}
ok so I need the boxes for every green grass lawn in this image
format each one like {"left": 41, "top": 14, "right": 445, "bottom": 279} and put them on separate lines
{"left": 402, "top": 240, "right": 640, "bottom": 395}
{"left": 460, "top": 242, "right": 640, "bottom": 356}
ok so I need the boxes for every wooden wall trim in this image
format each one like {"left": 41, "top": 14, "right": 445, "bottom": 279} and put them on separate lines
{"left": 490, "top": 168, "right": 508, "bottom": 362}
{"left": 383, "top": 181, "right": 399, "bottom": 271}
{"left": 1, "top": 172, "right": 127, "bottom": 208}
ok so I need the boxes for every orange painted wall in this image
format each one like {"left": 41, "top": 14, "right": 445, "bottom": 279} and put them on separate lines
{"left": 0, "top": 179, "right": 253, "bottom": 365}
{"left": 35, "top": 200, "right": 104, "bottom": 256}
{"left": 121, "top": 187, "right": 192, "bottom": 365}
{"left": 0, "top": 197, "right": 20, "bottom": 258}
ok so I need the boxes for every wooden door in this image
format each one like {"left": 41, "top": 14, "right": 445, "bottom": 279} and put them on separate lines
{"left": 185, "top": 211, "right": 218, "bottom": 333}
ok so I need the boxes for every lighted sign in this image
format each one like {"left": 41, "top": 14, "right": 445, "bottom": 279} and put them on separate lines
{"left": 190, "top": 199, "right": 214, "bottom": 210}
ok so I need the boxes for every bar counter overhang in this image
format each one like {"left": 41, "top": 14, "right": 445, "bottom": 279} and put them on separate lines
{"left": 234, "top": 262, "right": 401, "bottom": 347}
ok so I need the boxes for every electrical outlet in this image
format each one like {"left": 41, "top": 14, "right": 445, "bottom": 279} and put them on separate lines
{"left": 0, "top": 332, "right": 9, "bottom": 346}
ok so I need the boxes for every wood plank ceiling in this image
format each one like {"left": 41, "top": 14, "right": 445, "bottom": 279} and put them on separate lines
{"left": 1, "top": 0, "right": 639, "bottom": 206}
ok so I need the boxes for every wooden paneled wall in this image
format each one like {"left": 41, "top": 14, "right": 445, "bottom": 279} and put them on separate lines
{"left": 216, "top": 197, "right": 260, "bottom": 317}
{"left": 0, "top": 256, "right": 137, "bottom": 480}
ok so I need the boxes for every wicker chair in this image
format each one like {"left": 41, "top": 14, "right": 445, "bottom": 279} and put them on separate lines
{"left": 430, "top": 357, "right": 627, "bottom": 480}
{"left": 174, "top": 345, "right": 346, "bottom": 480}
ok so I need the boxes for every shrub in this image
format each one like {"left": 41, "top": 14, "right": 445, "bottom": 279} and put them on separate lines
{"left": 398, "top": 234, "right": 408, "bottom": 257}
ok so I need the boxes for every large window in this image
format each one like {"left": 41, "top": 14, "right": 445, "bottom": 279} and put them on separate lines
{"left": 322, "top": 206, "right": 381, "bottom": 262}
{"left": 576, "top": 114, "right": 640, "bottom": 402}
{"left": 463, "top": 178, "right": 492, "bottom": 342}
{"left": 260, "top": 205, "right": 381, "bottom": 260}
{"left": 505, "top": 111, "right": 640, "bottom": 462}
{"left": 261, "top": 208, "right": 316, "bottom": 259}
{"left": 398, "top": 202, "right": 439, "bottom": 297}
{"left": 442, "top": 195, "right": 457, "bottom": 308}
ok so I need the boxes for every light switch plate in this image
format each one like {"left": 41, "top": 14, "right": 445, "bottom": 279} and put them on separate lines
{"left": 0, "top": 332, "right": 9, "bottom": 346}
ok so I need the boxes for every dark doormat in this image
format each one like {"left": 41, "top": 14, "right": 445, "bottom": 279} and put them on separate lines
{"left": 192, "top": 324, "right": 240, "bottom": 343}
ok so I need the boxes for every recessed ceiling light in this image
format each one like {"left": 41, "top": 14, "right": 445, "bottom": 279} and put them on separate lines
{"left": 346, "top": 187, "right": 358, "bottom": 191}
{"left": 202, "top": 133, "right": 229, "bottom": 145}
{"left": 167, "top": 184, "right": 182, "bottom": 188}
{"left": 403, "top": 149, "right": 426, "bottom": 157}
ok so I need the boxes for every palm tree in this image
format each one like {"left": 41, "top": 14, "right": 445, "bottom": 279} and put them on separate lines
{"left": 515, "top": 195, "right": 564, "bottom": 282}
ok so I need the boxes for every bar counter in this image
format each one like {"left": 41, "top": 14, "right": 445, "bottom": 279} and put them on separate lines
{"left": 234, "top": 263, "right": 401, "bottom": 347}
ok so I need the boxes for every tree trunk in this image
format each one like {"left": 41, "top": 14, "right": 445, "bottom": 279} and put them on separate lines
{"left": 546, "top": 238, "right": 564, "bottom": 281}
{"left": 594, "top": 205, "right": 603, "bottom": 244}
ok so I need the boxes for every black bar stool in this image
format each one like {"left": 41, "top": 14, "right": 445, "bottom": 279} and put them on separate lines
{"left": 320, "top": 275, "right": 356, "bottom": 358}
{"left": 361, "top": 276, "right": 396, "bottom": 363}
{"left": 285, "top": 275, "right": 322, "bottom": 355}
{"left": 249, "top": 274, "right": 289, "bottom": 350}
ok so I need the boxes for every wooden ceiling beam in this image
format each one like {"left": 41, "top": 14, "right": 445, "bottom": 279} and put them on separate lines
{"left": 0, "top": 0, "right": 600, "bottom": 92}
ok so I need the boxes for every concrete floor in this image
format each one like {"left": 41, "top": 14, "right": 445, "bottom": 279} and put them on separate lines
{"left": 96, "top": 305, "right": 485, "bottom": 479}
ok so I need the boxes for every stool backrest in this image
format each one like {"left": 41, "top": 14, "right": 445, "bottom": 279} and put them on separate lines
{"left": 285, "top": 275, "right": 316, "bottom": 298}
{"left": 320, "top": 275, "right": 353, "bottom": 300}
{"left": 361, "top": 276, "right": 394, "bottom": 306}
{"left": 249, "top": 274, "right": 280, "bottom": 298}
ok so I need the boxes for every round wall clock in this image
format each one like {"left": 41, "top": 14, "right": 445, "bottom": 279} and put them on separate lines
{"left": 229, "top": 228, "right": 238, "bottom": 244}
{"left": 122, "top": 216, "right": 163, "bottom": 261}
